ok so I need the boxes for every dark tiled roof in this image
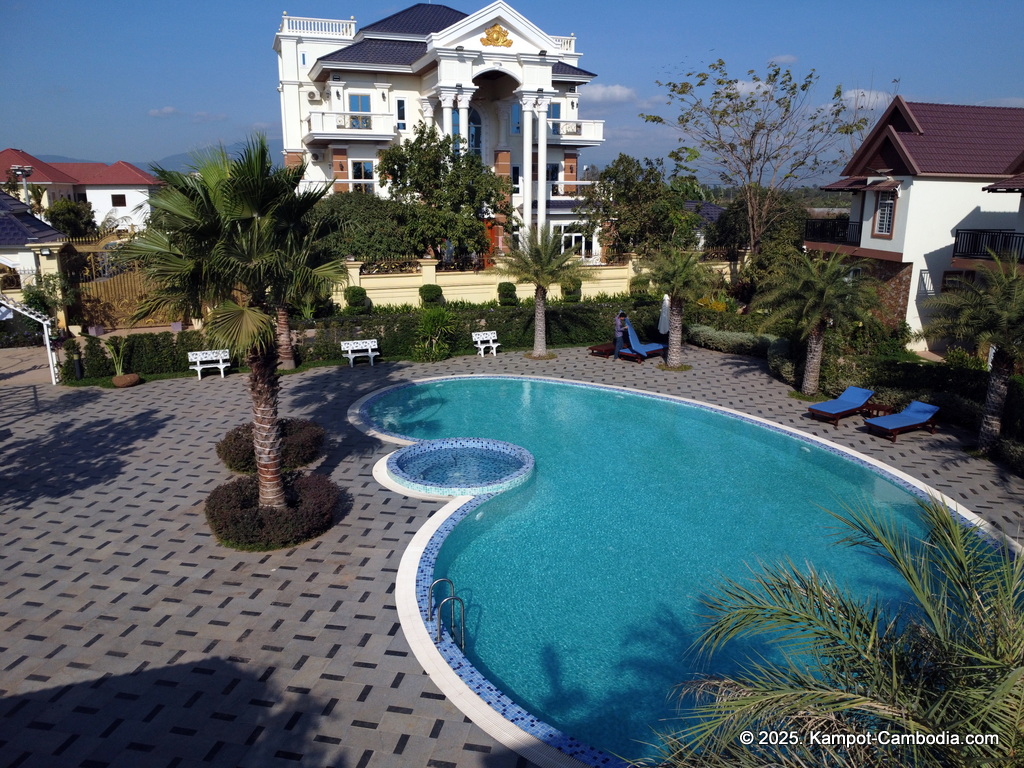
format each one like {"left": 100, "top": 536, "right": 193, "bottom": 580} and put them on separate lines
{"left": 683, "top": 201, "right": 725, "bottom": 226}
{"left": 320, "top": 39, "right": 427, "bottom": 66}
{"left": 0, "top": 191, "right": 65, "bottom": 247}
{"left": 985, "top": 172, "right": 1024, "bottom": 192}
{"left": 898, "top": 101, "right": 1024, "bottom": 175}
{"left": 553, "top": 61, "right": 596, "bottom": 79}
{"left": 361, "top": 3, "right": 467, "bottom": 35}
{"left": 821, "top": 177, "right": 901, "bottom": 191}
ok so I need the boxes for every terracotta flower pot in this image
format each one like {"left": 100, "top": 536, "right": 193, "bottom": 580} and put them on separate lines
{"left": 112, "top": 373, "right": 141, "bottom": 388}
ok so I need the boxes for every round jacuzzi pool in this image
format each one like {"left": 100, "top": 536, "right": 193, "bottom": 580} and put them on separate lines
{"left": 385, "top": 437, "right": 534, "bottom": 496}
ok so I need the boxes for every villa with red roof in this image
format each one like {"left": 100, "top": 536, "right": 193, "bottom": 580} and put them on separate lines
{"left": 1, "top": 148, "right": 159, "bottom": 231}
{"left": 804, "top": 96, "right": 1024, "bottom": 349}
{"left": 274, "top": 1, "right": 606, "bottom": 256}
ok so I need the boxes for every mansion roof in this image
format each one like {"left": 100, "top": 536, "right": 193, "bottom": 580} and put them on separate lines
{"left": 0, "top": 191, "right": 65, "bottom": 246}
{"left": 361, "top": 3, "right": 468, "bottom": 35}
{"left": 319, "top": 39, "right": 427, "bottom": 66}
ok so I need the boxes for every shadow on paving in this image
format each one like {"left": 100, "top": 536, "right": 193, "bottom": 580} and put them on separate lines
{"left": 0, "top": 658, "right": 340, "bottom": 768}
{"left": 0, "top": 408, "right": 171, "bottom": 509}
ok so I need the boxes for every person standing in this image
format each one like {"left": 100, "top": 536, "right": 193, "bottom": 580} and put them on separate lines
{"left": 613, "top": 311, "right": 627, "bottom": 360}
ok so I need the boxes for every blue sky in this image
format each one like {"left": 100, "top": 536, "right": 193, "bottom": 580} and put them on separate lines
{"left": 2, "top": 0, "right": 1022, "bottom": 171}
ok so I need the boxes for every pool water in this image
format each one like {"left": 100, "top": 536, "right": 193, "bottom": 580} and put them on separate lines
{"left": 386, "top": 438, "right": 534, "bottom": 496}
{"left": 366, "top": 377, "right": 928, "bottom": 762}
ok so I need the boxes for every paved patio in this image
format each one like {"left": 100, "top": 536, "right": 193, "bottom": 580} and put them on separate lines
{"left": 1, "top": 345, "right": 1022, "bottom": 768}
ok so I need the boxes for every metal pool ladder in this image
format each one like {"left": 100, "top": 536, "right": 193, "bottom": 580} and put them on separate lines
{"left": 428, "top": 578, "right": 465, "bottom": 650}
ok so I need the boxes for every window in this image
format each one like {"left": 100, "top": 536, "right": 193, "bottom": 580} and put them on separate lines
{"left": 111, "top": 194, "right": 127, "bottom": 207}
{"left": 547, "top": 163, "right": 560, "bottom": 196}
{"left": 301, "top": 52, "right": 306, "bottom": 66}
{"left": 511, "top": 165, "right": 521, "bottom": 194}
{"left": 510, "top": 103, "right": 522, "bottom": 135}
{"left": 549, "top": 103, "right": 561, "bottom": 135}
{"left": 468, "top": 109, "right": 482, "bottom": 157}
{"left": 351, "top": 161, "right": 374, "bottom": 193}
{"left": 76, "top": 193, "right": 87, "bottom": 203}
{"left": 873, "top": 190, "right": 896, "bottom": 237}
{"left": 396, "top": 98, "right": 406, "bottom": 131}
{"left": 349, "top": 94, "right": 372, "bottom": 129}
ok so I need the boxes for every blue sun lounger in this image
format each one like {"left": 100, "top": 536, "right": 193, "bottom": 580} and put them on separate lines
{"left": 807, "top": 386, "right": 874, "bottom": 428}
{"left": 864, "top": 400, "right": 940, "bottom": 442}
{"left": 624, "top": 320, "right": 667, "bottom": 362}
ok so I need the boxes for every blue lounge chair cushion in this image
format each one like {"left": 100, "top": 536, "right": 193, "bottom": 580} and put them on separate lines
{"left": 624, "top": 320, "right": 666, "bottom": 358}
{"left": 810, "top": 386, "right": 874, "bottom": 416}
{"left": 865, "top": 400, "right": 940, "bottom": 431}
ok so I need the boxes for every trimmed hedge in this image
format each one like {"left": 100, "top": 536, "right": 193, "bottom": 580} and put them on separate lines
{"left": 204, "top": 473, "right": 340, "bottom": 550}
{"left": 60, "top": 329, "right": 235, "bottom": 382}
{"left": 687, "top": 324, "right": 780, "bottom": 358}
{"left": 216, "top": 419, "right": 326, "bottom": 474}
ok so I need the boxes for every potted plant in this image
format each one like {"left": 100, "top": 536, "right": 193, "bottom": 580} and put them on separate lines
{"left": 103, "top": 336, "right": 139, "bottom": 388}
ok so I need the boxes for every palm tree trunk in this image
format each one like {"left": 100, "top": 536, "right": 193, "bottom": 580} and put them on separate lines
{"left": 979, "top": 349, "right": 1012, "bottom": 453}
{"left": 666, "top": 297, "right": 685, "bottom": 368}
{"left": 275, "top": 306, "right": 296, "bottom": 370}
{"left": 801, "top": 327, "right": 825, "bottom": 396}
{"left": 532, "top": 286, "right": 547, "bottom": 357}
{"left": 248, "top": 345, "right": 287, "bottom": 510}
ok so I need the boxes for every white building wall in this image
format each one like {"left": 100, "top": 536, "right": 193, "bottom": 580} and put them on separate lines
{"left": 81, "top": 186, "right": 152, "bottom": 229}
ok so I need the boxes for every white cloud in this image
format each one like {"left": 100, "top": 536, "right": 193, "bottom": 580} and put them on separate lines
{"left": 769, "top": 54, "right": 797, "bottom": 65}
{"left": 980, "top": 96, "right": 1024, "bottom": 108}
{"left": 147, "top": 106, "right": 180, "bottom": 118}
{"left": 192, "top": 112, "right": 227, "bottom": 124}
{"left": 842, "top": 88, "right": 893, "bottom": 111}
{"left": 583, "top": 84, "right": 637, "bottom": 103}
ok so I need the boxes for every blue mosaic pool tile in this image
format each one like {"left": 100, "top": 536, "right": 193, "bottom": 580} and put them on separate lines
{"left": 387, "top": 437, "right": 534, "bottom": 496}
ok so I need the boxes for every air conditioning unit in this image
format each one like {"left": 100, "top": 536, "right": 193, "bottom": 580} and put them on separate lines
{"left": 306, "top": 89, "right": 322, "bottom": 102}
{"left": 310, "top": 152, "right": 321, "bottom": 162}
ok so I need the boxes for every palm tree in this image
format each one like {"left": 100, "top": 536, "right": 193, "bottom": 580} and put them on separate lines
{"left": 753, "top": 251, "right": 877, "bottom": 395}
{"left": 122, "top": 137, "right": 345, "bottom": 509}
{"left": 645, "top": 249, "right": 713, "bottom": 367}
{"left": 497, "top": 226, "right": 588, "bottom": 358}
{"left": 923, "top": 255, "right": 1024, "bottom": 452}
{"left": 650, "top": 497, "right": 1024, "bottom": 768}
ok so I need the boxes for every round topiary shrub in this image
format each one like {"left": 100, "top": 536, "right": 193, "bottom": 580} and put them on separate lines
{"left": 204, "top": 473, "right": 340, "bottom": 550}
{"left": 419, "top": 283, "right": 444, "bottom": 305}
{"left": 216, "top": 418, "right": 326, "bottom": 474}
{"left": 560, "top": 277, "right": 582, "bottom": 303}
{"left": 343, "top": 285, "right": 368, "bottom": 310}
{"left": 497, "top": 282, "right": 519, "bottom": 306}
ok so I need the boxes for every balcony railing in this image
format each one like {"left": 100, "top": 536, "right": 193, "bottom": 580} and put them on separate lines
{"left": 304, "top": 111, "right": 396, "bottom": 140}
{"left": 804, "top": 218, "right": 862, "bottom": 246}
{"left": 953, "top": 229, "right": 1024, "bottom": 261}
{"left": 551, "top": 35, "right": 576, "bottom": 53}
{"left": 279, "top": 15, "right": 355, "bottom": 39}
{"left": 545, "top": 119, "right": 604, "bottom": 145}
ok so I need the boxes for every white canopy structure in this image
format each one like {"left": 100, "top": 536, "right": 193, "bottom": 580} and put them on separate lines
{"left": 0, "top": 293, "right": 57, "bottom": 385}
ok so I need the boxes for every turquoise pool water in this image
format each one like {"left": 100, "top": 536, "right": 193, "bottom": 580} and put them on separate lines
{"left": 366, "top": 377, "right": 927, "bottom": 762}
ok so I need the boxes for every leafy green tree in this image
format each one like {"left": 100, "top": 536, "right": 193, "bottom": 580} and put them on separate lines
{"left": 377, "top": 123, "right": 513, "bottom": 259}
{"left": 574, "top": 154, "right": 702, "bottom": 259}
{"left": 45, "top": 200, "right": 99, "bottom": 238}
{"left": 121, "top": 136, "right": 346, "bottom": 508}
{"left": 753, "top": 251, "right": 877, "bottom": 395}
{"left": 923, "top": 255, "right": 1024, "bottom": 452}
{"left": 643, "top": 249, "right": 713, "bottom": 367}
{"left": 311, "top": 191, "right": 417, "bottom": 265}
{"left": 652, "top": 497, "right": 1024, "bottom": 768}
{"left": 642, "top": 59, "right": 865, "bottom": 258}
{"left": 497, "top": 226, "right": 588, "bottom": 358}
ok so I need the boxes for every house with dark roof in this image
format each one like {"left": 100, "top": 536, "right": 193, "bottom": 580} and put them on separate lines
{"left": 274, "top": 1, "right": 605, "bottom": 254}
{"left": 0, "top": 190, "right": 69, "bottom": 298}
{"left": 1, "top": 148, "right": 159, "bottom": 231}
{"left": 804, "top": 96, "right": 1024, "bottom": 348}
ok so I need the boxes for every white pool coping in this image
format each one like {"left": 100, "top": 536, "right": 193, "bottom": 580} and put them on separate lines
{"left": 352, "top": 374, "right": 1016, "bottom": 768}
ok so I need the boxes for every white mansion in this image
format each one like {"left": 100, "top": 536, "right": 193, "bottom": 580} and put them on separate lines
{"left": 274, "top": 1, "right": 605, "bottom": 254}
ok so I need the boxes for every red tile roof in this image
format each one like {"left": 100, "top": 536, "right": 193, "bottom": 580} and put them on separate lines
{"left": 842, "top": 97, "right": 1024, "bottom": 178}
{"left": 0, "top": 149, "right": 157, "bottom": 186}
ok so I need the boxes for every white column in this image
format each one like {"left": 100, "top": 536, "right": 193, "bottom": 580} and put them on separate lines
{"left": 420, "top": 97, "right": 435, "bottom": 129}
{"left": 440, "top": 94, "right": 455, "bottom": 137}
{"left": 521, "top": 99, "right": 534, "bottom": 232}
{"left": 535, "top": 98, "right": 550, "bottom": 233}
{"left": 457, "top": 97, "right": 470, "bottom": 154}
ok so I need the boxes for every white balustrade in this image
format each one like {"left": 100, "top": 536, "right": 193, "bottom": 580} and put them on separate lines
{"left": 546, "top": 119, "right": 604, "bottom": 143}
{"left": 551, "top": 36, "right": 576, "bottom": 53}
{"left": 305, "top": 111, "right": 397, "bottom": 137}
{"left": 280, "top": 15, "right": 355, "bottom": 39}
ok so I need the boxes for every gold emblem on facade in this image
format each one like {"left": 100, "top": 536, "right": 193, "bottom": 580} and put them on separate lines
{"left": 480, "top": 24, "right": 513, "bottom": 47}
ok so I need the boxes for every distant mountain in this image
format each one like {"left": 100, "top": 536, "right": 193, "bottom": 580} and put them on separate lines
{"left": 37, "top": 154, "right": 102, "bottom": 164}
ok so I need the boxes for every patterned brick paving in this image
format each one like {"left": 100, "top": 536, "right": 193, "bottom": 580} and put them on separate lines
{"left": 1, "top": 345, "right": 1021, "bottom": 767}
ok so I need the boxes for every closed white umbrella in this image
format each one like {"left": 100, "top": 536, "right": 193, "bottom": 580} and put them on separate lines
{"left": 658, "top": 293, "right": 670, "bottom": 335}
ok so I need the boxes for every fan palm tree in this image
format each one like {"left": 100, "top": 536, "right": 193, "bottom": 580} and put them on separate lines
{"left": 497, "top": 226, "right": 588, "bottom": 358}
{"left": 644, "top": 249, "right": 713, "bottom": 367}
{"left": 121, "top": 136, "right": 345, "bottom": 509}
{"left": 923, "top": 255, "right": 1024, "bottom": 453}
{"left": 752, "top": 251, "right": 877, "bottom": 395}
{"left": 649, "top": 497, "right": 1024, "bottom": 768}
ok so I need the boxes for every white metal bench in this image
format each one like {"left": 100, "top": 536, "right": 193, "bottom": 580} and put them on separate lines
{"left": 341, "top": 338, "right": 380, "bottom": 367}
{"left": 472, "top": 331, "right": 501, "bottom": 356}
{"left": 187, "top": 349, "right": 230, "bottom": 380}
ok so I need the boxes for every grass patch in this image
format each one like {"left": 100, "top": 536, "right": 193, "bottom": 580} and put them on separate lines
{"left": 657, "top": 363, "right": 693, "bottom": 372}
{"left": 788, "top": 390, "right": 825, "bottom": 402}
{"left": 523, "top": 352, "right": 558, "bottom": 360}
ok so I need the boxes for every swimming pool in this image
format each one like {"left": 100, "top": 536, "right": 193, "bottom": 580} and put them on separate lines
{"left": 358, "top": 376, "right": 977, "bottom": 765}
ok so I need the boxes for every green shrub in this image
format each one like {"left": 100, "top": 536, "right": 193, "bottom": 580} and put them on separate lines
{"left": 81, "top": 335, "right": 114, "bottom": 378}
{"left": 344, "top": 285, "right": 368, "bottom": 309}
{"left": 944, "top": 346, "right": 987, "bottom": 371}
{"left": 688, "top": 324, "right": 776, "bottom": 358}
{"left": 560, "top": 277, "right": 582, "bottom": 303}
{"left": 0, "top": 313, "right": 44, "bottom": 348}
{"left": 412, "top": 306, "right": 457, "bottom": 361}
{"left": 124, "top": 331, "right": 177, "bottom": 374}
{"left": 419, "top": 283, "right": 444, "bottom": 305}
{"left": 216, "top": 418, "right": 326, "bottom": 474}
{"left": 60, "top": 338, "right": 82, "bottom": 381}
{"left": 767, "top": 337, "right": 798, "bottom": 387}
{"left": 497, "top": 282, "right": 519, "bottom": 306}
{"left": 204, "top": 473, "right": 340, "bottom": 550}
{"left": 993, "top": 439, "right": 1024, "bottom": 477}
